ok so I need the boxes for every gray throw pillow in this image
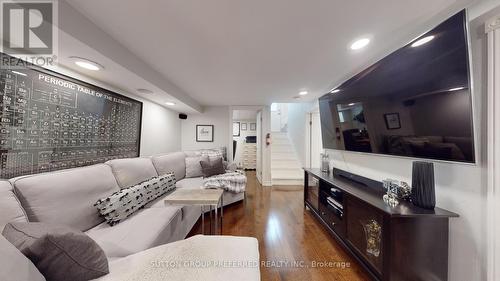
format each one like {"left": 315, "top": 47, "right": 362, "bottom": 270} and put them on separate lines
{"left": 95, "top": 173, "right": 176, "bottom": 226}
{"left": 185, "top": 155, "right": 209, "bottom": 178}
{"left": 2, "top": 222, "right": 109, "bottom": 281}
{"left": 200, "top": 157, "right": 226, "bottom": 178}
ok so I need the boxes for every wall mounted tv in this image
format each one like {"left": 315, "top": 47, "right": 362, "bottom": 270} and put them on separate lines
{"left": 319, "top": 10, "right": 475, "bottom": 163}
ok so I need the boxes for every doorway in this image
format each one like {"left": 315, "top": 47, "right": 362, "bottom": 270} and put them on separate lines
{"left": 306, "top": 110, "right": 323, "bottom": 169}
{"left": 232, "top": 109, "right": 258, "bottom": 170}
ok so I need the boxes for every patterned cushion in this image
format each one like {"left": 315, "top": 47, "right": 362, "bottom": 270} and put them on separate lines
{"left": 94, "top": 173, "right": 176, "bottom": 226}
{"left": 185, "top": 147, "right": 227, "bottom": 161}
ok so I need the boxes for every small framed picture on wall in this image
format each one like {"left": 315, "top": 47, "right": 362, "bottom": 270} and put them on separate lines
{"left": 233, "top": 122, "right": 240, "bottom": 136}
{"left": 250, "top": 123, "right": 256, "bottom": 131}
{"left": 241, "top": 123, "right": 247, "bottom": 131}
{"left": 384, "top": 113, "right": 401, "bottom": 130}
{"left": 196, "top": 125, "right": 214, "bottom": 142}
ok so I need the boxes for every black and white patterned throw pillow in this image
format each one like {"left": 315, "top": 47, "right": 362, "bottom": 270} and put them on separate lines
{"left": 94, "top": 173, "right": 176, "bottom": 226}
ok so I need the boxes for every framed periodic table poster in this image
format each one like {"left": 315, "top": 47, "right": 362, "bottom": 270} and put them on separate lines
{"left": 0, "top": 54, "right": 142, "bottom": 178}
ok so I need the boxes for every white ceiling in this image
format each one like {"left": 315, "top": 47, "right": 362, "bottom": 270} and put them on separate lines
{"left": 62, "top": 0, "right": 476, "bottom": 109}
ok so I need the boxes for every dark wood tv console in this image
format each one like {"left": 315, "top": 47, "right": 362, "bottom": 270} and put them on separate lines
{"left": 304, "top": 168, "right": 458, "bottom": 281}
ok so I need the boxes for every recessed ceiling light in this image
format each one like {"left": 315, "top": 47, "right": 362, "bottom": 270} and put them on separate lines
{"left": 299, "top": 91, "right": 308, "bottom": 96}
{"left": 411, "top": 35, "right": 435, "bottom": 47}
{"left": 11, "top": 71, "right": 27, "bottom": 76}
{"left": 137, "top": 88, "right": 153, "bottom": 95}
{"left": 165, "top": 102, "right": 176, "bottom": 106}
{"left": 69, "top": 56, "right": 103, "bottom": 71}
{"left": 330, "top": 89, "right": 340, "bottom": 93}
{"left": 348, "top": 103, "right": 355, "bottom": 106}
{"left": 350, "top": 38, "right": 370, "bottom": 50}
{"left": 448, "top": 87, "right": 465, "bottom": 92}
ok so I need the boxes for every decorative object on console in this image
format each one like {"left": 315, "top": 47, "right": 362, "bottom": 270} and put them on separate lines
{"left": 196, "top": 125, "right": 214, "bottom": 142}
{"left": 411, "top": 161, "right": 436, "bottom": 209}
{"left": 2, "top": 222, "right": 109, "bottom": 281}
{"left": 382, "top": 179, "right": 412, "bottom": 207}
{"left": 360, "top": 219, "right": 382, "bottom": 258}
{"left": 382, "top": 179, "right": 399, "bottom": 207}
{"left": 320, "top": 153, "right": 330, "bottom": 173}
{"left": 94, "top": 173, "right": 177, "bottom": 225}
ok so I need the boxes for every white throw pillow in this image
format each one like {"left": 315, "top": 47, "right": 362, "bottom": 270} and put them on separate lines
{"left": 185, "top": 156, "right": 209, "bottom": 178}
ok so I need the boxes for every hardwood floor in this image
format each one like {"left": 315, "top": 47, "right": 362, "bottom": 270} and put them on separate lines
{"left": 188, "top": 171, "right": 370, "bottom": 281}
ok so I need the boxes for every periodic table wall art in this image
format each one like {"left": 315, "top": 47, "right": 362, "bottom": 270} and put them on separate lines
{"left": 0, "top": 55, "right": 142, "bottom": 178}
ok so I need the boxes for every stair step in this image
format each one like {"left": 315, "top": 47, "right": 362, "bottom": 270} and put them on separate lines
{"left": 271, "top": 134, "right": 289, "bottom": 140}
{"left": 272, "top": 179, "right": 304, "bottom": 186}
{"left": 271, "top": 170, "right": 304, "bottom": 180}
{"left": 271, "top": 162, "right": 302, "bottom": 170}
{"left": 272, "top": 146, "right": 294, "bottom": 153}
{"left": 271, "top": 154, "right": 297, "bottom": 161}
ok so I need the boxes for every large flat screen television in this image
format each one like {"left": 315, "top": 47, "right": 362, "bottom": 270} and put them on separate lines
{"left": 319, "top": 10, "right": 475, "bottom": 163}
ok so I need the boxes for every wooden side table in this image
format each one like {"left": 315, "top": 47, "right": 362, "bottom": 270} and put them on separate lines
{"left": 164, "top": 189, "right": 224, "bottom": 235}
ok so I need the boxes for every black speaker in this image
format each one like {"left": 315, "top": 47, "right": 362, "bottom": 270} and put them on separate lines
{"left": 179, "top": 113, "right": 187, "bottom": 120}
{"left": 411, "top": 161, "right": 436, "bottom": 209}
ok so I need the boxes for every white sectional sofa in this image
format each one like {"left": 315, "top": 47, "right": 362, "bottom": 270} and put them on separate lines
{"left": 0, "top": 151, "right": 255, "bottom": 281}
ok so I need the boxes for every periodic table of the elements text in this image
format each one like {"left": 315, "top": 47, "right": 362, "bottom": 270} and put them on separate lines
{"left": 0, "top": 65, "right": 142, "bottom": 178}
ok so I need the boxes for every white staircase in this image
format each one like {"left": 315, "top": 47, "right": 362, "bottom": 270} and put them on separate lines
{"left": 271, "top": 132, "right": 304, "bottom": 185}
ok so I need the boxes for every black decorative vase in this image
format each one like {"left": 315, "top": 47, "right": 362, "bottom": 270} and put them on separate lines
{"left": 411, "top": 161, "right": 436, "bottom": 209}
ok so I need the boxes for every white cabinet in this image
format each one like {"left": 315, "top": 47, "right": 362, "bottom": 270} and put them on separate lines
{"left": 242, "top": 143, "right": 257, "bottom": 169}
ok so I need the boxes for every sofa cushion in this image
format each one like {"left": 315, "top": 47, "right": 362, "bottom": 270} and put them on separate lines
{"left": 92, "top": 235, "right": 260, "bottom": 281}
{"left": 176, "top": 177, "right": 204, "bottom": 190}
{"left": 86, "top": 207, "right": 183, "bottom": 257}
{"left": 185, "top": 155, "right": 209, "bottom": 178}
{"left": 11, "top": 164, "right": 119, "bottom": 232}
{"left": 0, "top": 180, "right": 28, "bottom": 232}
{"left": 151, "top": 152, "right": 186, "bottom": 180}
{"left": 106, "top": 158, "right": 158, "bottom": 188}
{"left": 3, "top": 222, "right": 109, "bottom": 281}
{"left": 0, "top": 235, "right": 46, "bottom": 281}
{"left": 200, "top": 157, "right": 226, "bottom": 178}
{"left": 95, "top": 173, "right": 176, "bottom": 226}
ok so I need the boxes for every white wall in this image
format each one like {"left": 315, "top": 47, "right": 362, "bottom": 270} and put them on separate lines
{"left": 233, "top": 119, "right": 257, "bottom": 165}
{"left": 287, "top": 101, "right": 318, "bottom": 166}
{"left": 139, "top": 101, "right": 182, "bottom": 156}
{"left": 260, "top": 106, "right": 272, "bottom": 186}
{"left": 320, "top": 10, "right": 492, "bottom": 281}
{"left": 181, "top": 106, "right": 230, "bottom": 151}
